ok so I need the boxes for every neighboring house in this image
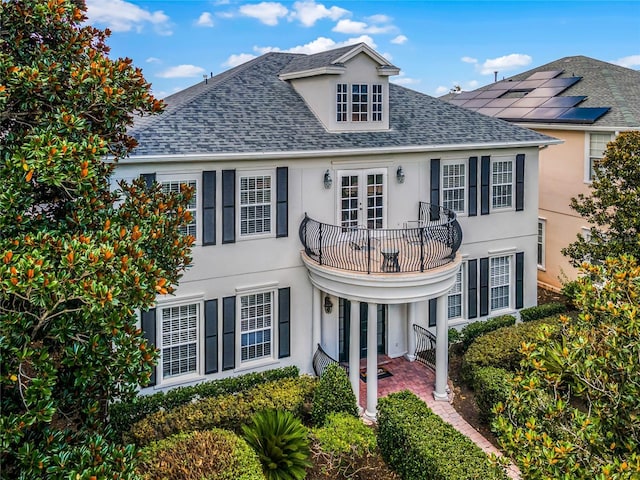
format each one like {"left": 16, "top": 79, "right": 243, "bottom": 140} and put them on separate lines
{"left": 444, "top": 56, "right": 640, "bottom": 290}
{"left": 114, "top": 43, "right": 557, "bottom": 418}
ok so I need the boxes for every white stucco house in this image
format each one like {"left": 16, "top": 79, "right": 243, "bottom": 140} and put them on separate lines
{"left": 113, "top": 43, "right": 558, "bottom": 418}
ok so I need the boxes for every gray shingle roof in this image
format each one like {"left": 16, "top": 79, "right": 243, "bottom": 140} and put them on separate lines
{"left": 130, "top": 49, "right": 554, "bottom": 157}
{"left": 278, "top": 44, "right": 356, "bottom": 75}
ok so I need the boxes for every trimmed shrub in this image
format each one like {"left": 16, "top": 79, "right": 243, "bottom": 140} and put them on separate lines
{"left": 242, "top": 410, "right": 311, "bottom": 480}
{"left": 472, "top": 367, "right": 513, "bottom": 425}
{"left": 311, "top": 412, "right": 377, "bottom": 478}
{"left": 462, "top": 318, "right": 560, "bottom": 384}
{"left": 377, "top": 391, "right": 508, "bottom": 480}
{"left": 311, "top": 363, "right": 358, "bottom": 426}
{"left": 519, "top": 302, "right": 567, "bottom": 322}
{"left": 110, "top": 366, "right": 299, "bottom": 436}
{"left": 138, "top": 428, "right": 265, "bottom": 480}
{"left": 460, "top": 315, "right": 516, "bottom": 351}
{"left": 127, "top": 376, "right": 317, "bottom": 447}
{"left": 448, "top": 327, "right": 462, "bottom": 345}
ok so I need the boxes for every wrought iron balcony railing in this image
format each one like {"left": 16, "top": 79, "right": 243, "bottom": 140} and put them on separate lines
{"left": 299, "top": 202, "right": 462, "bottom": 274}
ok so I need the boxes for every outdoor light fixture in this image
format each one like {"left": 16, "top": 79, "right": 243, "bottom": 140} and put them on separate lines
{"left": 323, "top": 169, "right": 333, "bottom": 189}
{"left": 324, "top": 296, "right": 333, "bottom": 313}
{"left": 396, "top": 166, "right": 405, "bottom": 184}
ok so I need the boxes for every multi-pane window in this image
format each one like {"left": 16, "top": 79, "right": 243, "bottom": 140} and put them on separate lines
{"left": 336, "top": 83, "right": 348, "bottom": 122}
{"left": 588, "top": 133, "right": 612, "bottom": 181}
{"left": 240, "top": 292, "right": 273, "bottom": 362}
{"left": 161, "top": 180, "right": 197, "bottom": 238}
{"left": 491, "top": 160, "right": 513, "bottom": 209}
{"left": 161, "top": 304, "right": 199, "bottom": 379}
{"left": 490, "top": 256, "right": 510, "bottom": 311}
{"left": 372, "top": 84, "right": 383, "bottom": 121}
{"left": 447, "top": 266, "right": 463, "bottom": 320}
{"left": 351, "top": 84, "right": 368, "bottom": 122}
{"left": 366, "top": 173, "right": 384, "bottom": 229}
{"left": 442, "top": 162, "right": 466, "bottom": 213}
{"left": 537, "top": 219, "right": 545, "bottom": 269}
{"left": 340, "top": 175, "right": 359, "bottom": 230}
{"left": 240, "top": 175, "right": 272, "bottom": 236}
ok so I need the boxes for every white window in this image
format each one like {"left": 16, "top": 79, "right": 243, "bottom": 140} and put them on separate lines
{"left": 160, "top": 303, "right": 200, "bottom": 379}
{"left": 338, "top": 169, "right": 386, "bottom": 230}
{"left": 447, "top": 266, "right": 464, "bottom": 320}
{"left": 336, "top": 83, "right": 348, "bottom": 122}
{"left": 587, "top": 132, "right": 613, "bottom": 181}
{"left": 372, "top": 84, "right": 383, "bottom": 122}
{"left": 239, "top": 174, "right": 273, "bottom": 237}
{"left": 161, "top": 180, "right": 197, "bottom": 239}
{"left": 491, "top": 160, "right": 513, "bottom": 209}
{"left": 351, "top": 84, "right": 368, "bottom": 122}
{"left": 490, "top": 256, "right": 511, "bottom": 311}
{"left": 240, "top": 292, "right": 273, "bottom": 363}
{"left": 537, "top": 219, "right": 545, "bottom": 269}
{"left": 442, "top": 162, "right": 466, "bottom": 213}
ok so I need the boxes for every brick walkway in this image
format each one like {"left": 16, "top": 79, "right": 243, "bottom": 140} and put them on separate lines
{"left": 357, "top": 356, "right": 521, "bottom": 480}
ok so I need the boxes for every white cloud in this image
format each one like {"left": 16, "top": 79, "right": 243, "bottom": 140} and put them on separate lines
{"left": 289, "top": 0, "right": 349, "bottom": 27}
{"left": 239, "top": 2, "right": 289, "bottom": 26}
{"left": 391, "top": 34, "right": 407, "bottom": 45}
{"left": 479, "top": 53, "right": 532, "bottom": 75}
{"left": 196, "top": 12, "right": 214, "bottom": 27}
{"left": 223, "top": 53, "right": 258, "bottom": 68}
{"left": 382, "top": 52, "right": 393, "bottom": 61}
{"left": 157, "top": 64, "right": 206, "bottom": 78}
{"left": 367, "top": 14, "right": 392, "bottom": 24}
{"left": 85, "top": 0, "right": 172, "bottom": 35}
{"left": 391, "top": 72, "right": 420, "bottom": 86}
{"left": 146, "top": 57, "right": 161, "bottom": 63}
{"left": 253, "top": 35, "right": 376, "bottom": 55}
{"left": 612, "top": 54, "right": 640, "bottom": 68}
{"left": 461, "top": 56, "right": 477, "bottom": 64}
{"left": 435, "top": 86, "right": 449, "bottom": 95}
{"left": 467, "top": 80, "right": 479, "bottom": 88}
{"left": 332, "top": 18, "right": 395, "bottom": 34}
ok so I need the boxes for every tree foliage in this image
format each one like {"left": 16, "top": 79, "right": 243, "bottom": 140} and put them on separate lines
{"left": 563, "top": 131, "right": 640, "bottom": 267}
{"left": 0, "top": 0, "right": 193, "bottom": 477}
{"left": 494, "top": 256, "right": 640, "bottom": 479}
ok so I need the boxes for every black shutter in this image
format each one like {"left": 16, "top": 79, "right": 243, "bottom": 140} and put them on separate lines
{"left": 428, "top": 298, "right": 437, "bottom": 327}
{"left": 276, "top": 167, "right": 288, "bottom": 238}
{"left": 222, "top": 296, "right": 235, "bottom": 371}
{"left": 480, "top": 257, "right": 489, "bottom": 316}
{"left": 467, "top": 259, "right": 478, "bottom": 319}
{"left": 468, "top": 156, "right": 477, "bottom": 217}
{"left": 204, "top": 300, "right": 218, "bottom": 374}
{"left": 430, "top": 159, "right": 440, "bottom": 221}
{"left": 141, "top": 308, "right": 157, "bottom": 386}
{"left": 202, "top": 171, "right": 216, "bottom": 245}
{"left": 222, "top": 170, "right": 235, "bottom": 244}
{"left": 516, "top": 252, "right": 524, "bottom": 309}
{"left": 481, "top": 156, "right": 490, "bottom": 215}
{"left": 278, "top": 287, "right": 290, "bottom": 358}
{"left": 515, "top": 154, "right": 525, "bottom": 212}
{"left": 141, "top": 173, "right": 156, "bottom": 189}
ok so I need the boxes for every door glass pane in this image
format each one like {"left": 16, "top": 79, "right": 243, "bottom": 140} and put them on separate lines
{"left": 341, "top": 175, "right": 359, "bottom": 229}
{"left": 366, "top": 174, "right": 384, "bottom": 229}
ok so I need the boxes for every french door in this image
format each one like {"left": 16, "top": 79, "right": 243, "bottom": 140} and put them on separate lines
{"left": 338, "top": 169, "right": 386, "bottom": 230}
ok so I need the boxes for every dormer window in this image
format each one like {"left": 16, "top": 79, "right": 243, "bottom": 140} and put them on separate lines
{"left": 336, "top": 83, "right": 384, "bottom": 123}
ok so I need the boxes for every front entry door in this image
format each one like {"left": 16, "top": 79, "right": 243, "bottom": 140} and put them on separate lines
{"left": 338, "top": 170, "right": 386, "bottom": 230}
{"left": 338, "top": 299, "right": 386, "bottom": 362}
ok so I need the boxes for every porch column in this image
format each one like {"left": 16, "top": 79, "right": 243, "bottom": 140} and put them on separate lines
{"left": 434, "top": 296, "right": 449, "bottom": 401}
{"left": 405, "top": 302, "right": 416, "bottom": 361}
{"left": 349, "top": 300, "right": 361, "bottom": 410}
{"left": 365, "top": 302, "right": 378, "bottom": 419}
{"left": 312, "top": 286, "right": 322, "bottom": 352}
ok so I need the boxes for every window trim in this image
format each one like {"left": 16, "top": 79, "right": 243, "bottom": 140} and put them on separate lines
{"left": 447, "top": 263, "right": 466, "bottom": 324}
{"left": 336, "top": 83, "right": 348, "bottom": 122}
{"left": 490, "top": 158, "right": 514, "bottom": 212}
{"left": 237, "top": 288, "right": 277, "bottom": 367}
{"left": 489, "top": 254, "right": 513, "bottom": 314}
{"left": 335, "top": 82, "right": 385, "bottom": 124}
{"left": 157, "top": 173, "right": 201, "bottom": 245}
{"left": 537, "top": 218, "right": 546, "bottom": 270}
{"left": 441, "top": 159, "right": 467, "bottom": 216}
{"left": 584, "top": 132, "right": 614, "bottom": 183}
{"left": 237, "top": 170, "right": 276, "bottom": 240}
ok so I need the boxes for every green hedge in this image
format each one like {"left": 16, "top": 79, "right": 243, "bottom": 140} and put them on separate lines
{"left": 127, "top": 376, "right": 317, "bottom": 447}
{"left": 519, "top": 302, "right": 567, "bottom": 322}
{"left": 462, "top": 318, "right": 560, "bottom": 384}
{"left": 472, "top": 367, "right": 513, "bottom": 425}
{"left": 311, "top": 363, "right": 358, "bottom": 426}
{"left": 460, "top": 315, "right": 516, "bottom": 351}
{"left": 138, "top": 428, "right": 265, "bottom": 480}
{"left": 377, "top": 391, "right": 508, "bottom": 480}
{"left": 110, "top": 366, "right": 299, "bottom": 436}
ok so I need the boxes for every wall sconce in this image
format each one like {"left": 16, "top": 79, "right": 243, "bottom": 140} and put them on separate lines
{"left": 396, "top": 166, "right": 405, "bottom": 184}
{"left": 324, "top": 296, "right": 333, "bottom": 314}
{"left": 323, "top": 170, "right": 332, "bottom": 189}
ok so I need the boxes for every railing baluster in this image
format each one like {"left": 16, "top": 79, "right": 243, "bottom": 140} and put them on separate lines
{"left": 319, "top": 222, "right": 323, "bottom": 266}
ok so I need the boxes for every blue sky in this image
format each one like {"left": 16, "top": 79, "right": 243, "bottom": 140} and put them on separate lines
{"left": 85, "top": 0, "right": 640, "bottom": 98}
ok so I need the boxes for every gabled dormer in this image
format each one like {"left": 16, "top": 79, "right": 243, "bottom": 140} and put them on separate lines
{"left": 279, "top": 43, "right": 400, "bottom": 133}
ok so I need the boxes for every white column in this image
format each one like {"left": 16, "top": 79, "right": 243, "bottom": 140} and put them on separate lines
{"left": 312, "top": 287, "right": 322, "bottom": 352}
{"left": 405, "top": 302, "right": 416, "bottom": 361}
{"left": 349, "top": 300, "right": 361, "bottom": 410}
{"left": 434, "top": 296, "right": 449, "bottom": 401}
{"left": 365, "top": 302, "right": 378, "bottom": 419}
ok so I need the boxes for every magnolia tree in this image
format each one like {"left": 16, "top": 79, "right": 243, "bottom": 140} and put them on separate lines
{"left": 494, "top": 255, "right": 640, "bottom": 479}
{"left": 0, "top": 0, "right": 193, "bottom": 477}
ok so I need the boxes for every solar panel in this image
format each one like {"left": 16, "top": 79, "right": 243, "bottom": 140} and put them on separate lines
{"left": 476, "top": 89, "right": 507, "bottom": 99}
{"left": 448, "top": 98, "right": 468, "bottom": 105}
{"left": 488, "top": 81, "right": 511, "bottom": 90}
{"left": 557, "top": 107, "right": 610, "bottom": 123}
{"left": 512, "top": 79, "right": 549, "bottom": 90}
{"left": 522, "top": 107, "right": 571, "bottom": 120}
{"left": 540, "top": 77, "right": 581, "bottom": 88}
{"left": 510, "top": 96, "right": 551, "bottom": 108}
{"left": 496, "top": 107, "right": 536, "bottom": 120}
{"left": 526, "top": 70, "right": 563, "bottom": 80}
{"left": 540, "top": 96, "right": 586, "bottom": 108}
{"left": 526, "top": 87, "right": 570, "bottom": 97}
{"left": 475, "top": 107, "right": 506, "bottom": 117}
{"left": 461, "top": 98, "right": 494, "bottom": 108}
{"left": 486, "top": 97, "right": 520, "bottom": 108}
{"left": 453, "top": 91, "right": 481, "bottom": 100}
